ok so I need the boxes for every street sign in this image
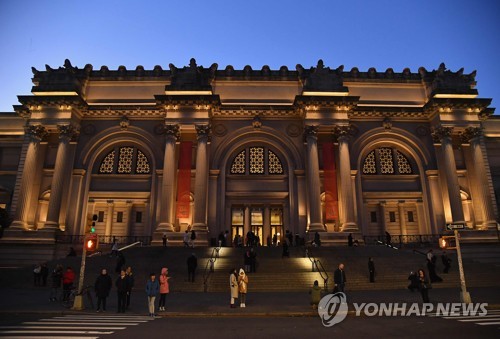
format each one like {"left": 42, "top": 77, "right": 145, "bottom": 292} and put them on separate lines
{"left": 446, "top": 223, "right": 466, "bottom": 231}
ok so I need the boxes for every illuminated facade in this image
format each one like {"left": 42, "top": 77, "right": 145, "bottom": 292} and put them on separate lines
{"left": 0, "top": 59, "right": 499, "bottom": 247}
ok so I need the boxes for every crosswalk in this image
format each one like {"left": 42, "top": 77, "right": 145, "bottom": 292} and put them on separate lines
{"left": 0, "top": 314, "right": 154, "bottom": 338}
{"left": 428, "top": 309, "right": 500, "bottom": 328}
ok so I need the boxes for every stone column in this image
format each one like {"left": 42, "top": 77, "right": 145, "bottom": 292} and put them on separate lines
{"left": 379, "top": 201, "right": 387, "bottom": 235}
{"left": 244, "top": 205, "right": 250, "bottom": 245}
{"left": 105, "top": 200, "right": 114, "bottom": 239}
{"left": 305, "top": 125, "right": 323, "bottom": 232}
{"left": 263, "top": 205, "right": 270, "bottom": 247}
{"left": 125, "top": 201, "right": 133, "bottom": 237}
{"left": 334, "top": 125, "right": 358, "bottom": 231}
{"left": 462, "top": 127, "right": 497, "bottom": 229}
{"left": 45, "top": 125, "right": 78, "bottom": 230}
{"left": 398, "top": 201, "right": 407, "bottom": 235}
{"left": 157, "top": 124, "right": 179, "bottom": 232}
{"left": 12, "top": 125, "right": 48, "bottom": 229}
{"left": 432, "top": 126, "right": 465, "bottom": 224}
{"left": 192, "top": 124, "right": 210, "bottom": 231}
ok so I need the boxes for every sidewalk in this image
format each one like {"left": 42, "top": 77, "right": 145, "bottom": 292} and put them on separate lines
{"left": 1, "top": 286, "right": 499, "bottom": 316}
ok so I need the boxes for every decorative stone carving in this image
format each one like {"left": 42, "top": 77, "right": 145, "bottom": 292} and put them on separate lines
{"left": 57, "top": 124, "right": 79, "bottom": 141}
{"left": 212, "top": 123, "right": 227, "bottom": 137}
{"left": 301, "top": 59, "right": 347, "bottom": 93}
{"left": 195, "top": 124, "right": 211, "bottom": 141}
{"left": 332, "top": 124, "right": 354, "bottom": 142}
{"left": 432, "top": 62, "right": 477, "bottom": 96}
{"left": 416, "top": 125, "right": 430, "bottom": 137}
{"left": 25, "top": 125, "right": 48, "bottom": 142}
{"left": 120, "top": 115, "right": 130, "bottom": 130}
{"left": 166, "top": 58, "right": 212, "bottom": 92}
{"left": 460, "top": 126, "right": 482, "bottom": 143}
{"left": 431, "top": 125, "right": 454, "bottom": 143}
{"left": 252, "top": 115, "right": 262, "bottom": 128}
{"left": 304, "top": 125, "right": 319, "bottom": 140}
{"left": 163, "top": 123, "right": 180, "bottom": 141}
{"left": 382, "top": 117, "right": 392, "bottom": 130}
{"left": 286, "top": 123, "right": 302, "bottom": 137}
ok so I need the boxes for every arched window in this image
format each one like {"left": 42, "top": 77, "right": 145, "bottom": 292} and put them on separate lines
{"left": 230, "top": 146, "right": 284, "bottom": 175}
{"left": 362, "top": 147, "right": 413, "bottom": 175}
{"left": 98, "top": 146, "right": 151, "bottom": 174}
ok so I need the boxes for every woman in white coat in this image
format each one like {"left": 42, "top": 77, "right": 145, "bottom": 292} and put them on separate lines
{"left": 229, "top": 268, "right": 238, "bottom": 308}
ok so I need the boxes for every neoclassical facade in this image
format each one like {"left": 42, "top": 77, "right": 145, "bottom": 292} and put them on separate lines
{"left": 0, "top": 59, "right": 499, "bottom": 246}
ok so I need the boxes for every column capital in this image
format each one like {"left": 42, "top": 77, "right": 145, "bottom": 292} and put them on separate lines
{"left": 195, "top": 124, "right": 211, "bottom": 141}
{"left": 460, "top": 126, "right": 482, "bottom": 144}
{"left": 163, "top": 123, "right": 180, "bottom": 141}
{"left": 332, "top": 124, "right": 354, "bottom": 142}
{"left": 304, "top": 125, "right": 319, "bottom": 142}
{"left": 431, "top": 125, "right": 454, "bottom": 143}
{"left": 57, "top": 124, "right": 79, "bottom": 141}
{"left": 25, "top": 125, "right": 48, "bottom": 142}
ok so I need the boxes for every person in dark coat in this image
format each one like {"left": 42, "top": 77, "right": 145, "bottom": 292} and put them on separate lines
{"left": 348, "top": 233, "right": 353, "bottom": 247}
{"left": 385, "top": 231, "right": 392, "bottom": 246}
{"left": 49, "top": 264, "right": 63, "bottom": 301}
{"left": 95, "top": 268, "right": 112, "bottom": 312}
{"left": 187, "top": 253, "right": 197, "bottom": 282}
{"left": 441, "top": 251, "right": 452, "bottom": 273}
{"left": 282, "top": 239, "right": 289, "bottom": 258}
{"left": 115, "top": 252, "right": 126, "bottom": 273}
{"left": 407, "top": 271, "right": 419, "bottom": 292}
{"left": 41, "top": 263, "right": 49, "bottom": 286}
{"left": 313, "top": 231, "right": 321, "bottom": 247}
{"left": 333, "top": 263, "right": 347, "bottom": 293}
{"left": 125, "top": 266, "right": 134, "bottom": 309}
{"left": 368, "top": 257, "right": 375, "bottom": 283}
{"left": 417, "top": 268, "right": 431, "bottom": 303}
{"left": 426, "top": 249, "right": 442, "bottom": 283}
{"left": 250, "top": 248, "right": 257, "bottom": 273}
{"left": 116, "top": 269, "right": 130, "bottom": 313}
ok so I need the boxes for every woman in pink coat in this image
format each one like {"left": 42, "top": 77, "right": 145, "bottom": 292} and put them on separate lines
{"left": 158, "top": 267, "right": 170, "bottom": 311}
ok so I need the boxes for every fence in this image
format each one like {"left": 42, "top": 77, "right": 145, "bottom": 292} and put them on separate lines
{"left": 55, "top": 234, "right": 152, "bottom": 246}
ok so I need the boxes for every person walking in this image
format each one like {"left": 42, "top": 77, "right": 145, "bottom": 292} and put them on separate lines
{"left": 417, "top": 269, "right": 431, "bottom": 303}
{"left": 111, "top": 240, "right": 119, "bottom": 257}
{"left": 62, "top": 266, "right": 75, "bottom": 302}
{"left": 282, "top": 239, "right": 290, "bottom": 258}
{"left": 162, "top": 233, "right": 168, "bottom": 247}
{"left": 250, "top": 248, "right": 257, "bottom": 273}
{"left": 115, "top": 252, "right": 126, "bottom": 273}
{"left": 368, "top": 257, "right": 375, "bottom": 283}
{"left": 229, "top": 268, "right": 239, "bottom": 308}
{"left": 309, "top": 280, "right": 322, "bottom": 310}
{"left": 238, "top": 268, "right": 249, "bottom": 307}
{"left": 95, "top": 268, "right": 112, "bottom": 312}
{"left": 407, "top": 271, "right": 419, "bottom": 292}
{"left": 348, "top": 233, "right": 353, "bottom": 247}
{"left": 441, "top": 251, "right": 452, "bottom": 273}
{"left": 183, "top": 230, "right": 190, "bottom": 247}
{"left": 49, "top": 264, "right": 63, "bottom": 302}
{"left": 33, "top": 263, "right": 42, "bottom": 286}
{"left": 426, "top": 249, "right": 442, "bottom": 283}
{"left": 116, "top": 269, "right": 129, "bottom": 313}
{"left": 244, "top": 250, "right": 252, "bottom": 272}
{"left": 187, "top": 253, "right": 197, "bottom": 283}
{"left": 333, "top": 263, "right": 347, "bottom": 293}
{"left": 125, "top": 266, "right": 134, "bottom": 309}
{"left": 158, "top": 267, "right": 170, "bottom": 311}
{"left": 41, "top": 263, "right": 49, "bottom": 286}
{"left": 145, "top": 273, "right": 159, "bottom": 318}
{"left": 190, "top": 230, "right": 196, "bottom": 248}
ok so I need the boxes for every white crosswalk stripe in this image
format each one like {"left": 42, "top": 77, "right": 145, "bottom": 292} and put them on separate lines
{"left": 428, "top": 309, "right": 500, "bottom": 329}
{"left": 0, "top": 314, "right": 154, "bottom": 338}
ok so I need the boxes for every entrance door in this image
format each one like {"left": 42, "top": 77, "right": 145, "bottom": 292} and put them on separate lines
{"left": 231, "top": 208, "right": 244, "bottom": 246}
{"left": 270, "top": 207, "right": 283, "bottom": 246}
{"left": 251, "top": 208, "right": 263, "bottom": 246}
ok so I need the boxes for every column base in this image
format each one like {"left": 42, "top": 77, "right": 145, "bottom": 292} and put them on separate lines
{"left": 483, "top": 220, "right": 498, "bottom": 230}
{"left": 10, "top": 220, "right": 30, "bottom": 230}
{"left": 191, "top": 223, "right": 208, "bottom": 232}
{"left": 156, "top": 222, "right": 175, "bottom": 233}
{"left": 0, "top": 227, "right": 56, "bottom": 244}
{"left": 308, "top": 223, "right": 326, "bottom": 232}
{"left": 341, "top": 222, "right": 358, "bottom": 232}
{"left": 43, "top": 221, "right": 60, "bottom": 230}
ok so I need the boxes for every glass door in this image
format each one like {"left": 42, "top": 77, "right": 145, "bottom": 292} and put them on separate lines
{"left": 231, "top": 208, "right": 244, "bottom": 247}
{"left": 270, "top": 208, "right": 283, "bottom": 246}
{"left": 250, "top": 208, "right": 263, "bottom": 246}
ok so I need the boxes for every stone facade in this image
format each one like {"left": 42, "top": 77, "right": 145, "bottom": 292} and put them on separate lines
{"left": 0, "top": 58, "right": 499, "bottom": 246}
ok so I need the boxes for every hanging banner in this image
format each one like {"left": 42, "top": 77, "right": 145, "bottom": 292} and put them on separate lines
{"left": 322, "top": 143, "right": 339, "bottom": 221}
{"left": 176, "top": 141, "right": 192, "bottom": 218}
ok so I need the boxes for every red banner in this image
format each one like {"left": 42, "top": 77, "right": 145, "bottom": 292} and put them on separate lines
{"left": 176, "top": 141, "right": 192, "bottom": 218}
{"left": 322, "top": 143, "right": 339, "bottom": 221}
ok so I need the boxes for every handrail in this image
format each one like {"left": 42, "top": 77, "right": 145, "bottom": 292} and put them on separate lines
{"left": 305, "top": 247, "right": 329, "bottom": 290}
{"left": 87, "top": 241, "right": 142, "bottom": 258}
{"left": 203, "top": 245, "right": 221, "bottom": 292}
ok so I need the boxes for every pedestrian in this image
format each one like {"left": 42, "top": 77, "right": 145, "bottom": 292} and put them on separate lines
{"left": 238, "top": 268, "right": 248, "bottom": 308}
{"left": 348, "top": 233, "right": 353, "bottom": 247}
{"left": 407, "top": 271, "right": 419, "bottom": 292}
{"left": 125, "top": 266, "right": 134, "bottom": 309}
{"left": 229, "top": 268, "right": 238, "bottom": 308}
{"left": 162, "top": 233, "right": 167, "bottom": 247}
{"left": 49, "top": 264, "right": 63, "bottom": 301}
{"left": 95, "top": 268, "right": 112, "bottom": 312}
{"left": 111, "top": 240, "right": 119, "bottom": 257}
{"left": 309, "top": 280, "right": 322, "bottom": 309}
{"left": 368, "top": 257, "right": 375, "bottom": 283}
{"left": 41, "top": 263, "right": 49, "bottom": 286}
{"left": 158, "top": 267, "right": 170, "bottom": 311}
{"left": 426, "top": 249, "right": 442, "bottom": 283}
{"left": 385, "top": 231, "right": 391, "bottom": 246}
{"left": 272, "top": 233, "right": 278, "bottom": 246}
{"left": 441, "top": 251, "right": 452, "bottom": 273}
{"left": 244, "top": 249, "right": 252, "bottom": 272}
{"left": 145, "top": 272, "right": 159, "bottom": 318}
{"left": 313, "top": 231, "right": 321, "bottom": 247}
{"left": 116, "top": 269, "right": 129, "bottom": 313}
{"left": 187, "top": 253, "right": 197, "bottom": 282}
{"left": 250, "top": 248, "right": 257, "bottom": 273}
{"left": 33, "top": 263, "right": 42, "bottom": 286}
{"left": 417, "top": 268, "right": 431, "bottom": 303}
{"left": 183, "top": 230, "right": 190, "bottom": 247}
{"left": 224, "top": 230, "right": 229, "bottom": 247}
{"left": 66, "top": 247, "right": 76, "bottom": 257}
{"left": 190, "top": 230, "right": 196, "bottom": 248}
{"left": 333, "top": 263, "right": 347, "bottom": 293}
{"left": 62, "top": 266, "right": 75, "bottom": 302}
{"left": 115, "top": 252, "right": 126, "bottom": 273}
{"left": 282, "top": 239, "right": 289, "bottom": 258}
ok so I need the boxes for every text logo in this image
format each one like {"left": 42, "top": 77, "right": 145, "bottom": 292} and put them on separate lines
{"left": 318, "top": 292, "right": 348, "bottom": 327}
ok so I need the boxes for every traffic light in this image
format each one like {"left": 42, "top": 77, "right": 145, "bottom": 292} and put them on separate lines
{"left": 85, "top": 234, "right": 98, "bottom": 252}
{"left": 439, "top": 236, "right": 456, "bottom": 249}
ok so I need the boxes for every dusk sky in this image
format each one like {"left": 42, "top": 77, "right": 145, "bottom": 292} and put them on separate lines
{"left": 0, "top": 0, "right": 499, "bottom": 112}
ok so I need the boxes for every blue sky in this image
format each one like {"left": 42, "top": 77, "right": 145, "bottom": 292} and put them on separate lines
{"left": 0, "top": 0, "right": 499, "bottom": 112}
